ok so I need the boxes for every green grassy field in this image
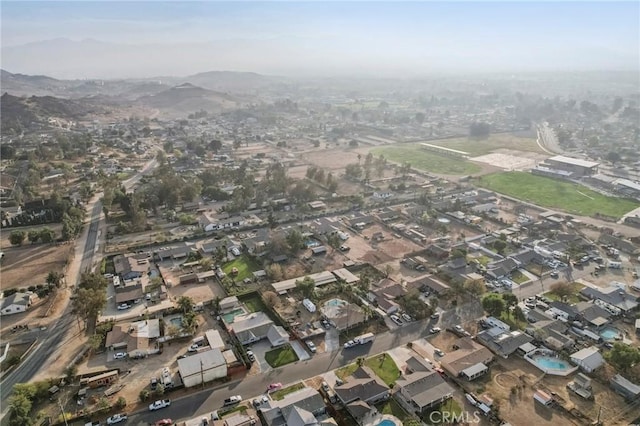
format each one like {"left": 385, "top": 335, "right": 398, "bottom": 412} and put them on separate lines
{"left": 371, "top": 144, "right": 482, "bottom": 175}
{"left": 265, "top": 345, "right": 298, "bottom": 368}
{"left": 222, "top": 255, "right": 261, "bottom": 281}
{"left": 478, "top": 172, "right": 640, "bottom": 218}
{"left": 423, "top": 133, "right": 544, "bottom": 157}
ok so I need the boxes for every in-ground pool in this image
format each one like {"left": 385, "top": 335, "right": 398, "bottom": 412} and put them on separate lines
{"left": 325, "top": 298, "right": 347, "bottom": 308}
{"left": 377, "top": 419, "right": 399, "bottom": 426}
{"left": 169, "top": 317, "right": 183, "bottom": 328}
{"left": 599, "top": 326, "right": 622, "bottom": 341}
{"left": 222, "top": 308, "right": 247, "bottom": 324}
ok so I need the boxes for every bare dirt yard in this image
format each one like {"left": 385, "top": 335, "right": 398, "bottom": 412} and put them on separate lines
{"left": 304, "top": 148, "right": 362, "bottom": 171}
{"left": 0, "top": 243, "right": 72, "bottom": 290}
{"left": 360, "top": 224, "right": 423, "bottom": 260}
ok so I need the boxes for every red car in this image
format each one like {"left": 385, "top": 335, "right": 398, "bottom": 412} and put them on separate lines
{"left": 267, "top": 382, "right": 283, "bottom": 391}
{"left": 155, "top": 419, "right": 173, "bottom": 426}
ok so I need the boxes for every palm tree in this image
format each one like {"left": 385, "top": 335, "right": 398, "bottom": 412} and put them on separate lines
{"left": 177, "top": 296, "right": 194, "bottom": 314}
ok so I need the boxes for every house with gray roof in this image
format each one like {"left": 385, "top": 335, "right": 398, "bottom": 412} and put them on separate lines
{"left": 260, "top": 387, "right": 328, "bottom": 426}
{"left": 1, "top": 292, "right": 33, "bottom": 316}
{"left": 610, "top": 375, "right": 640, "bottom": 401}
{"left": 228, "top": 312, "right": 274, "bottom": 345}
{"left": 396, "top": 370, "right": 454, "bottom": 414}
{"left": 477, "top": 328, "right": 533, "bottom": 359}
{"left": 335, "top": 366, "right": 389, "bottom": 426}
{"left": 580, "top": 286, "right": 638, "bottom": 314}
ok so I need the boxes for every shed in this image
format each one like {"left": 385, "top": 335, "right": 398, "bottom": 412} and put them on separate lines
{"left": 460, "top": 363, "right": 489, "bottom": 381}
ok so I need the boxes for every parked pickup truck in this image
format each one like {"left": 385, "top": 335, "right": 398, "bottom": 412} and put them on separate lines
{"left": 344, "top": 332, "right": 375, "bottom": 349}
{"left": 566, "top": 382, "right": 593, "bottom": 400}
{"left": 149, "top": 399, "right": 171, "bottom": 411}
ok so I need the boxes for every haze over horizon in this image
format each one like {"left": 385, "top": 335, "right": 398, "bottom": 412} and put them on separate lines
{"left": 2, "top": 1, "right": 639, "bottom": 79}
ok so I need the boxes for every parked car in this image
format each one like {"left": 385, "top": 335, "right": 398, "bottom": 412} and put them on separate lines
{"left": 321, "top": 381, "right": 330, "bottom": 392}
{"left": 148, "top": 399, "right": 171, "bottom": 411}
{"left": 252, "top": 395, "right": 269, "bottom": 407}
{"left": 339, "top": 245, "right": 350, "bottom": 252}
{"left": 117, "top": 303, "right": 131, "bottom": 310}
{"left": 550, "top": 270, "right": 559, "bottom": 279}
{"left": 430, "top": 313, "right": 440, "bottom": 320}
{"left": 268, "top": 383, "right": 282, "bottom": 391}
{"left": 106, "top": 414, "right": 128, "bottom": 425}
{"left": 150, "top": 377, "right": 158, "bottom": 390}
{"left": 188, "top": 344, "right": 199, "bottom": 352}
{"left": 390, "top": 315, "right": 403, "bottom": 325}
{"left": 155, "top": 420, "right": 173, "bottom": 426}
{"left": 113, "top": 352, "right": 127, "bottom": 360}
{"left": 246, "top": 350, "right": 255, "bottom": 362}
{"left": 401, "top": 313, "right": 413, "bottom": 322}
{"left": 321, "top": 319, "right": 330, "bottom": 329}
{"left": 454, "top": 325, "right": 464, "bottom": 332}
{"left": 306, "top": 341, "right": 317, "bottom": 353}
{"left": 223, "top": 396, "right": 242, "bottom": 406}
{"left": 429, "top": 327, "right": 441, "bottom": 334}
{"left": 434, "top": 348, "right": 445, "bottom": 357}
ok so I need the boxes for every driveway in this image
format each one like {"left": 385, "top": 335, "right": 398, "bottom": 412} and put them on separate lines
{"left": 246, "top": 340, "right": 272, "bottom": 373}
{"left": 324, "top": 328, "right": 340, "bottom": 353}
{"left": 290, "top": 340, "right": 311, "bottom": 361}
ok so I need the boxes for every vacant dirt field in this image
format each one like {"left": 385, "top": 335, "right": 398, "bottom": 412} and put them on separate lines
{"left": 304, "top": 148, "right": 362, "bottom": 171}
{"left": 360, "top": 224, "right": 423, "bottom": 260}
{"left": 0, "top": 243, "right": 72, "bottom": 290}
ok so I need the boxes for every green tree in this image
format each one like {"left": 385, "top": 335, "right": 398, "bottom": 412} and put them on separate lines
{"left": 605, "top": 343, "right": 640, "bottom": 372}
{"left": 606, "top": 151, "right": 621, "bottom": 164}
{"left": 115, "top": 396, "right": 127, "bottom": 409}
{"left": 72, "top": 287, "right": 106, "bottom": 330}
{"left": 46, "top": 271, "right": 63, "bottom": 288}
{"left": 27, "top": 230, "right": 40, "bottom": 244}
{"left": 482, "top": 293, "right": 506, "bottom": 318}
{"left": 296, "top": 276, "right": 316, "bottom": 299}
{"left": 345, "top": 163, "right": 363, "bottom": 179}
{"left": 266, "top": 263, "right": 284, "bottom": 281}
{"left": 9, "top": 230, "right": 26, "bottom": 246}
{"left": 8, "top": 393, "right": 33, "bottom": 426}
{"left": 464, "top": 279, "right": 486, "bottom": 296}
{"left": 39, "top": 227, "right": 56, "bottom": 243}
{"left": 286, "top": 229, "right": 304, "bottom": 254}
{"left": 139, "top": 389, "right": 151, "bottom": 402}
{"left": 398, "top": 291, "right": 433, "bottom": 320}
{"left": 177, "top": 296, "right": 194, "bottom": 314}
{"left": 493, "top": 240, "right": 507, "bottom": 255}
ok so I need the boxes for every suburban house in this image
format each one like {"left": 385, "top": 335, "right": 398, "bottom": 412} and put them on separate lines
{"left": 525, "top": 319, "right": 575, "bottom": 351}
{"left": 105, "top": 319, "right": 161, "bottom": 358}
{"left": 242, "top": 228, "right": 270, "bottom": 257}
{"left": 320, "top": 300, "right": 366, "bottom": 331}
{"left": 260, "top": 387, "right": 330, "bottom": 426}
{"left": 199, "top": 238, "right": 228, "bottom": 256}
{"left": 228, "top": 312, "right": 274, "bottom": 345}
{"left": 177, "top": 348, "right": 227, "bottom": 388}
{"left": 570, "top": 346, "right": 605, "bottom": 373}
{"left": 580, "top": 285, "right": 638, "bottom": 314}
{"left": 410, "top": 275, "right": 450, "bottom": 296}
{"left": 575, "top": 302, "right": 611, "bottom": 328}
{"left": 199, "top": 213, "right": 245, "bottom": 232}
{"left": 1, "top": 292, "right": 33, "bottom": 316}
{"left": 114, "top": 282, "right": 144, "bottom": 305}
{"left": 476, "top": 328, "right": 533, "bottom": 359}
{"left": 367, "top": 283, "right": 406, "bottom": 315}
{"left": 113, "top": 253, "right": 150, "bottom": 280}
{"left": 335, "top": 366, "right": 389, "bottom": 425}
{"left": 396, "top": 368, "right": 454, "bottom": 415}
{"left": 610, "top": 375, "right": 640, "bottom": 401}
{"left": 267, "top": 325, "right": 290, "bottom": 347}
{"left": 485, "top": 258, "right": 519, "bottom": 281}
{"left": 154, "top": 243, "right": 195, "bottom": 261}
{"left": 439, "top": 337, "right": 494, "bottom": 380}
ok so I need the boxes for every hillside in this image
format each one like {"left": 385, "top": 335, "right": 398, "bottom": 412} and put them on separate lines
{"left": 0, "top": 93, "right": 108, "bottom": 133}
{"left": 135, "top": 83, "right": 240, "bottom": 113}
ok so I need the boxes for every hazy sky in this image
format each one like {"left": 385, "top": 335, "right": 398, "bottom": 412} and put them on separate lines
{"left": 2, "top": 1, "right": 639, "bottom": 78}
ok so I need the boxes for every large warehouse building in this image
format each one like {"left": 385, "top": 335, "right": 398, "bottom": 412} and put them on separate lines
{"left": 543, "top": 155, "right": 600, "bottom": 177}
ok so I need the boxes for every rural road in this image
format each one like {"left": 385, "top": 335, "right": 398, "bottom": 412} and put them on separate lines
{"left": 0, "top": 159, "right": 158, "bottom": 419}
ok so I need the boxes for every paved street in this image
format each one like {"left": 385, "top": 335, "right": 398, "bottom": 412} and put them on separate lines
{"left": 125, "top": 299, "right": 483, "bottom": 425}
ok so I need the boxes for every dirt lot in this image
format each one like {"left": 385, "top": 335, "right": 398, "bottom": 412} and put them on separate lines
{"left": 304, "top": 148, "right": 362, "bottom": 171}
{"left": 0, "top": 243, "right": 72, "bottom": 290}
{"left": 343, "top": 224, "right": 423, "bottom": 267}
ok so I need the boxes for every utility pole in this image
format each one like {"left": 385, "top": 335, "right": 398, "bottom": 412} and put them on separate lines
{"left": 200, "top": 359, "right": 205, "bottom": 389}
{"left": 58, "top": 399, "right": 69, "bottom": 426}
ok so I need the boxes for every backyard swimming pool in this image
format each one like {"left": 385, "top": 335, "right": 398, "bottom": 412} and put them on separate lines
{"left": 526, "top": 349, "right": 577, "bottom": 376}
{"left": 325, "top": 298, "right": 347, "bottom": 308}
{"left": 222, "top": 308, "right": 247, "bottom": 324}
{"left": 599, "top": 326, "right": 622, "bottom": 341}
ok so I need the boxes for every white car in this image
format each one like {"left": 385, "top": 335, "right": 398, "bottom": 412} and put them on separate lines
{"left": 106, "top": 414, "right": 128, "bottom": 425}
{"left": 429, "top": 327, "right": 441, "bottom": 334}
{"left": 223, "top": 395, "right": 242, "bottom": 406}
{"left": 113, "top": 352, "right": 127, "bottom": 359}
{"left": 454, "top": 325, "right": 464, "bottom": 332}
{"left": 117, "top": 303, "right": 131, "bottom": 310}
{"left": 390, "top": 315, "right": 403, "bottom": 325}
{"left": 401, "top": 313, "right": 412, "bottom": 322}
{"left": 149, "top": 399, "right": 171, "bottom": 411}
{"left": 306, "top": 341, "right": 317, "bottom": 353}
{"left": 188, "top": 344, "right": 199, "bottom": 352}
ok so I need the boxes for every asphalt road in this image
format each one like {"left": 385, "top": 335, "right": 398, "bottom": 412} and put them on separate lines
{"left": 0, "top": 159, "right": 157, "bottom": 417}
{"left": 125, "top": 300, "right": 484, "bottom": 425}
{"left": 0, "top": 200, "right": 104, "bottom": 414}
